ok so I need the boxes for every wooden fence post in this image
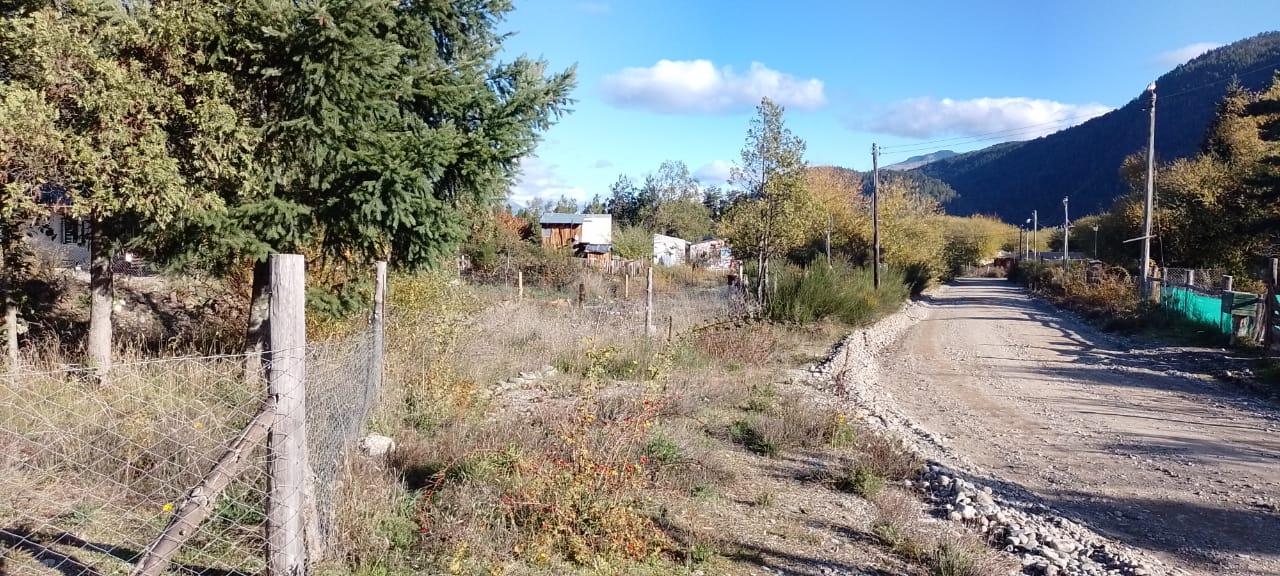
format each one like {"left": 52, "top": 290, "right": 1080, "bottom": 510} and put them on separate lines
{"left": 517, "top": 270, "right": 524, "bottom": 301}
{"left": 645, "top": 266, "right": 655, "bottom": 336}
{"left": 578, "top": 282, "right": 586, "bottom": 308}
{"left": 5, "top": 294, "right": 16, "bottom": 371}
{"left": 623, "top": 273, "right": 630, "bottom": 299}
{"left": 130, "top": 400, "right": 276, "bottom": 576}
{"left": 267, "top": 254, "right": 308, "bottom": 575}
{"left": 371, "top": 261, "right": 386, "bottom": 404}
{"left": 1265, "top": 258, "right": 1278, "bottom": 355}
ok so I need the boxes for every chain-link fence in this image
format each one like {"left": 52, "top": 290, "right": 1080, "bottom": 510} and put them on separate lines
{"left": 1163, "top": 267, "right": 1230, "bottom": 295}
{"left": 1, "top": 256, "right": 384, "bottom": 575}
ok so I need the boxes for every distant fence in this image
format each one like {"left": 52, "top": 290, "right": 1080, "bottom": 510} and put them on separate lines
{"left": 1158, "top": 264, "right": 1278, "bottom": 345}
{"left": 0, "top": 255, "right": 385, "bottom": 574}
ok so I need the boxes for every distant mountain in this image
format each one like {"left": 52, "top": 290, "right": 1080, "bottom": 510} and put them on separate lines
{"left": 813, "top": 165, "right": 958, "bottom": 205}
{"left": 913, "top": 31, "right": 1280, "bottom": 222}
{"left": 883, "top": 150, "right": 958, "bottom": 171}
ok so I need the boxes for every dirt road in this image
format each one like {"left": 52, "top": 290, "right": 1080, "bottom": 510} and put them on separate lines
{"left": 879, "top": 279, "right": 1280, "bottom": 575}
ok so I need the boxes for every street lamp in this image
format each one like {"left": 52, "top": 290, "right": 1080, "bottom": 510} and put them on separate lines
{"left": 1092, "top": 225, "right": 1100, "bottom": 259}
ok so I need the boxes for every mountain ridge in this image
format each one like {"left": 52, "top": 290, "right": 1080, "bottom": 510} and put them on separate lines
{"left": 910, "top": 31, "right": 1280, "bottom": 222}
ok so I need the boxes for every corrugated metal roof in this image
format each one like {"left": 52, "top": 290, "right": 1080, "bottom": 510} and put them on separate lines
{"left": 540, "top": 213, "right": 611, "bottom": 225}
{"left": 540, "top": 213, "right": 585, "bottom": 225}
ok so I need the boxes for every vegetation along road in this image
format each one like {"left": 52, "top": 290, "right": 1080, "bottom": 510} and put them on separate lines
{"left": 879, "top": 279, "right": 1280, "bottom": 576}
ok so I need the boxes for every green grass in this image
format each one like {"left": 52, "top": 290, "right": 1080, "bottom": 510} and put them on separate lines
{"left": 728, "top": 420, "right": 777, "bottom": 457}
{"left": 765, "top": 263, "right": 910, "bottom": 326}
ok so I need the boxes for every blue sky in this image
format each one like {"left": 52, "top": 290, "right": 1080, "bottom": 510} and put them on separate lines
{"left": 500, "top": 0, "right": 1280, "bottom": 206}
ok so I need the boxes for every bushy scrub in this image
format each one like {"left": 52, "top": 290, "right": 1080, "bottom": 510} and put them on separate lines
{"left": 764, "top": 263, "right": 910, "bottom": 326}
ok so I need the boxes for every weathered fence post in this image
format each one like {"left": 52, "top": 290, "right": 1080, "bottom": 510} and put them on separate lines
{"left": 5, "top": 294, "right": 16, "bottom": 371}
{"left": 645, "top": 266, "right": 655, "bottom": 336}
{"left": 578, "top": 281, "right": 586, "bottom": 308}
{"left": 267, "top": 254, "right": 308, "bottom": 575}
{"left": 517, "top": 270, "right": 524, "bottom": 301}
{"left": 371, "top": 261, "right": 386, "bottom": 402}
{"left": 624, "top": 273, "right": 630, "bottom": 299}
{"left": 130, "top": 401, "right": 276, "bottom": 576}
{"left": 1265, "top": 258, "right": 1278, "bottom": 355}
{"left": 1224, "top": 274, "right": 1239, "bottom": 345}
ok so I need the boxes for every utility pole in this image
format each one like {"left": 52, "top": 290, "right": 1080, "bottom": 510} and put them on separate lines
{"left": 825, "top": 214, "right": 832, "bottom": 268}
{"left": 1092, "top": 225, "right": 1100, "bottom": 259}
{"left": 1062, "top": 197, "right": 1069, "bottom": 262}
{"left": 1032, "top": 210, "right": 1039, "bottom": 261}
{"left": 1141, "top": 82, "right": 1157, "bottom": 297}
{"left": 872, "top": 143, "right": 881, "bottom": 289}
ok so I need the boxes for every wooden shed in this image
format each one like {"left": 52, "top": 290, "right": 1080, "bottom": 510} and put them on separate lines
{"left": 539, "top": 213, "right": 612, "bottom": 250}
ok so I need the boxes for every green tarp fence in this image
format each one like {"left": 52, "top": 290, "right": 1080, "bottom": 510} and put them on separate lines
{"left": 1160, "top": 286, "right": 1232, "bottom": 335}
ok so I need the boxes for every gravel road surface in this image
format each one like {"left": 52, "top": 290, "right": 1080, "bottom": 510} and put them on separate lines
{"left": 880, "top": 278, "right": 1280, "bottom": 575}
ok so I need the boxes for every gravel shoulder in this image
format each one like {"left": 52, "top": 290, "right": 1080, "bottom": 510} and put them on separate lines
{"left": 867, "top": 278, "right": 1280, "bottom": 575}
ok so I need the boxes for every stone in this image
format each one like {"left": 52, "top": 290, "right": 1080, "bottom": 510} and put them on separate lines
{"left": 359, "top": 433, "right": 396, "bottom": 457}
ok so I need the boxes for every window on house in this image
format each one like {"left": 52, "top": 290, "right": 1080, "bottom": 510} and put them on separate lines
{"left": 61, "top": 217, "right": 82, "bottom": 245}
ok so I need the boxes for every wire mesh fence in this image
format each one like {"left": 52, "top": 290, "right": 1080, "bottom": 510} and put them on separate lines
{"left": 1, "top": 328, "right": 379, "bottom": 575}
{"left": 303, "top": 331, "right": 377, "bottom": 551}
{"left": 1163, "top": 267, "right": 1229, "bottom": 295}
{"left": 1, "top": 354, "right": 270, "bottom": 575}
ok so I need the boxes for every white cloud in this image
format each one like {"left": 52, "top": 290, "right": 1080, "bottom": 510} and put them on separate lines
{"left": 865, "top": 97, "right": 1112, "bottom": 139}
{"left": 592, "top": 159, "right": 614, "bottom": 169}
{"left": 1157, "top": 42, "right": 1222, "bottom": 67}
{"left": 601, "top": 60, "right": 826, "bottom": 114}
{"left": 510, "top": 157, "right": 587, "bottom": 206}
{"left": 694, "top": 160, "right": 734, "bottom": 185}
{"left": 577, "top": 2, "right": 609, "bottom": 14}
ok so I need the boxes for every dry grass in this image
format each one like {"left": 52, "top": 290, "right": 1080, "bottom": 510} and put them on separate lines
{"left": 6, "top": 260, "right": 965, "bottom": 576}
{"left": 0, "top": 352, "right": 268, "bottom": 574}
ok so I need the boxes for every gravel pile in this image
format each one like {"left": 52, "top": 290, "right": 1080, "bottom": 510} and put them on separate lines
{"left": 918, "top": 464, "right": 1168, "bottom": 576}
{"left": 803, "top": 299, "right": 1181, "bottom": 576}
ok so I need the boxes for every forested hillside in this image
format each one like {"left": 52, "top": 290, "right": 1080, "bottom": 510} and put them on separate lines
{"left": 814, "top": 165, "right": 958, "bottom": 205}
{"left": 916, "top": 31, "right": 1280, "bottom": 221}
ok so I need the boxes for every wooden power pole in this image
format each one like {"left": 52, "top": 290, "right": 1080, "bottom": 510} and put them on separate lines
{"left": 1141, "top": 82, "right": 1157, "bottom": 297}
{"left": 872, "top": 143, "right": 881, "bottom": 290}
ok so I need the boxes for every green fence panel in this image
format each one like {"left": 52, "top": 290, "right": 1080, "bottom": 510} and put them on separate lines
{"left": 1161, "top": 286, "right": 1232, "bottom": 335}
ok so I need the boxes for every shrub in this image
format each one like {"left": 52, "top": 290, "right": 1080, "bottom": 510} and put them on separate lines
{"left": 765, "top": 263, "right": 910, "bottom": 326}
{"left": 728, "top": 419, "right": 777, "bottom": 457}
{"left": 835, "top": 465, "right": 885, "bottom": 498}
{"left": 613, "top": 225, "right": 653, "bottom": 260}
{"left": 643, "top": 433, "right": 682, "bottom": 465}
{"left": 691, "top": 323, "right": 775, "bottom": 367}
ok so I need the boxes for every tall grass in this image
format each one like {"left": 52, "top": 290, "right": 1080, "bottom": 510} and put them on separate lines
{"left": 765, "top": 263, "right": 910, "bottom": 326}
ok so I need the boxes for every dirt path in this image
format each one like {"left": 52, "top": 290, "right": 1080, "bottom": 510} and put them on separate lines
{"left": 878, "top": 278, "right": 1280, "bottom": 576}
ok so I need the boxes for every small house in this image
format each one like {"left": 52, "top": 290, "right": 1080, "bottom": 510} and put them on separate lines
{"left": 653, "top": 234, "right": 689, "bottom": 267}
{"left": 539, "top": 213, "right": 612, "bottom": 261}
{"left": 689, "top": 239, "right": 732, "bottom": 269}
{"left": 23, "top": 186, "right": 90, "bottom": 268}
